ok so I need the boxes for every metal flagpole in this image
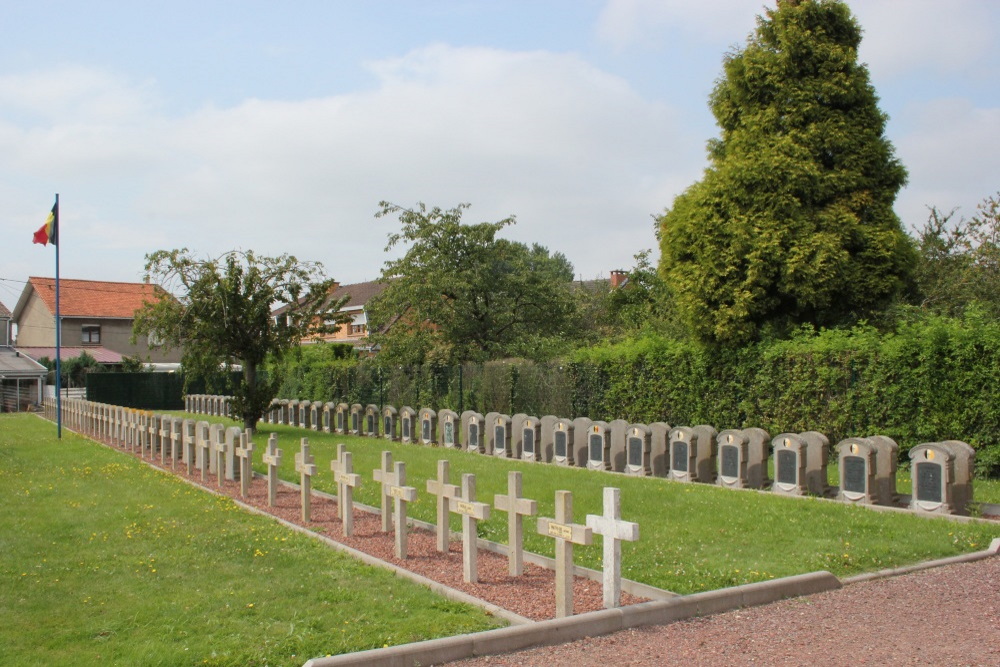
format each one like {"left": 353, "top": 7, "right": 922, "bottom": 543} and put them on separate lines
{"left": 54, "top": 193, "right": 62, "bottom": 439}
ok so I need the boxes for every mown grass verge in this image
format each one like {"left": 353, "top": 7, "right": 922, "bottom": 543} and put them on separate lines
{"left": 0, "top": 415, "right": 503, "bottom": 667}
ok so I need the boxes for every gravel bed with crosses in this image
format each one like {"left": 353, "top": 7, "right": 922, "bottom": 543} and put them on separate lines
{"left": 107, "top": 437, "right": 648, "bottom": 623}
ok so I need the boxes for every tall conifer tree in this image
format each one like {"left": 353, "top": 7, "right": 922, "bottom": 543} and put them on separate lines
{"left": 658, "top": 0, "right": 914, "bottom": 344}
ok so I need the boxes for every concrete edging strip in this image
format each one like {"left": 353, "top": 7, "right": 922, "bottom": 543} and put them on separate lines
{"left": 841, "top": 536, "right": 1000, "bottom": 585}
{"left": 303, "top": 570, "right": 842, "bottom": 667}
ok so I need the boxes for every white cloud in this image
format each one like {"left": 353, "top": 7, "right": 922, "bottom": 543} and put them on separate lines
{"left": 596, "top": 0, "right": 769, "bottom": 49}
{"left": 855, "top": 1, "right": 998, "bottom": 78}
{"left": 1, "top": 47, "right": 692, "bottom": 284}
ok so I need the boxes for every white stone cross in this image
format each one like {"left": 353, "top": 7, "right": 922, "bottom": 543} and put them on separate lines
{"left": 586, "top": 487, "right": 640, "bottom": 609}
{"left": 158, "top": 418, "right": 171, "bottom": 465}
{"left": 262, "top": 434, "right": 282, "bottom": 507}
{"left": 147, "top": 414, "right": 160, "bottom": 459}
{"left": 372, "top": 451, "right": 395, "bottom": 533}
{"left": 449, "top": 473, "right": 491, "bottom": 583}
{"left": 235, "top": 429, "right": 255, "bottom": 498}
{"left": 426, "top": 460, "right": 460, "bottom": 553}
{"left": 537, "top": 490, "right": 593, "bottom": 618}
{"left": 330, "top": 444, "right": 362, "bottom": 536}
{"left": 494, "top": 470, "right": 538, "bottom": 576}
{"left": 197, "top": 425, "right": 212, "bottom": 481}
{"left": 384, "top": 462, "right": 418, "bottom": 559}
{"left": 213, "top": 428, "right": 228, "bottom": 487}
{"left": 295, "top": 438, "right": 317, "bottom": 522}
{"left": 169, "top": 420, "right": 182, "bottom": 470}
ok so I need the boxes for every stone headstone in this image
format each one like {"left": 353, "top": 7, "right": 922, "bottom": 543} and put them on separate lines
{"left": 608, "top": 419, "right": 629, "bottom": 472}
{"left": 350, "top": 404, "right": 362, "bottom": 435}
{"left": 571, "top": 417, "right": 593, "bottom": 468}
{"left": 463, "top": 411, "right": 485, "bottom": 453}
{"left": 438, "top": 409, "right": 459, "bottom": 448}
{"left": 551, "top": 418, "right": 576, "bottom": 466}
{"left": 587, "top": 421, "right": 612, "bottom": 471}
{"left": 519, "top": 416, "right": 542, "bottom": 462}
{"left": 625, "top": 423, "right": 651, "bottom": 476}
{"left": 335, "top": 403, "right": 348, "bottom": 434}
{"left": 800, "top": 431, "right": 831, "bottom": 497}
{"left": 909, "top": 441, "right": 975, "bottom": 515}
{"left": 649, "top": 422, "right": 671, "bottom": 477}
{"left": 383, "top": 405, "right": 398, "bottom": 441}
{"left": 399, "top": 406, "right": 416, "bottom": 444}
{"left": 299, "top": 400, "right": 312, "bottom": 429}
{"left": 287, "top": 400, "right": 300, "bottom": 428}
{"left": 491, "top": 414, "right": 513, "bottom": 458}
{"left": 322, "top": 402, "right": 333, "bottom": 433}
{"left": 668, "top": 425, "right": 718, "bottom": 483}
{"left": 419, "top": 408, "right": 437, "bottom": 445}
{"left": 310, "top": 402, "right": 321, "bottom": 431}
{"left": 365, "top": 405, "right": 379, "bottom": 437}
{"left": 770, "top": 433, "right": 808, "bottom": 496}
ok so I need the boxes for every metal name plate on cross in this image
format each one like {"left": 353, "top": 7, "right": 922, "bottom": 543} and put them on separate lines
{"left": 294, "top": 438, "right": 317, "bottom": 522}
{"left": 586, "top": 487, "right": 640, "bottom": 609}
{"left": 330, "top": 444, "right": 362, "bottom": 536}
{"left": 372, "top": 454, "right": 418, "bottom": 559}
{"left": 262, "top": 434, "right": 282, "bottom": 507}
{"left": 448, "top": 473, "right": 491, "bottom": 583}
{"left": 494, "top": 470, "right": 537, "bottom": 576}
{"left": 537, "top": 490, "right": 593, "bottom": 618}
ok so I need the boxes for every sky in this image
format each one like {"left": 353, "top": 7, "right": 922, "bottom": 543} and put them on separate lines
{"left": 1, "top": 0, "right": 998, "bottom": 308}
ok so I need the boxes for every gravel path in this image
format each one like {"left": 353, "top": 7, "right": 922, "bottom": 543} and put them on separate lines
{"left": 449, "top": 555, "right": 1000, "bottom": 666}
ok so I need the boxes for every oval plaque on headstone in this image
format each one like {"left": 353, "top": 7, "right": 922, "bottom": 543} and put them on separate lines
{"left": 776, "top": 449, "right": 797, "bottom": 485}
{"left": 671, "top": 441, "right": 688, "bottom": 473}
{"left": 628, "top": 436, "right": 643, "bottom": 468}
{"left": 720, "top": 444, "right": 739, "bottom": 479}
{"left": 916, "top": 461, "right": 942, "bottom": 503}
{"left": 843, "top": 455, "right": 867, "bottom": 494}
{"left": 554, "top": 430, "right": 567, "bottom": 458}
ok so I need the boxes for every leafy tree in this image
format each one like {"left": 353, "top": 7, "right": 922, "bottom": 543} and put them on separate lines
{"left": 658, "top": 0, "right": 915, "bottom": 345}
{"left": 913, "top": 192, "right": 1000, "bottom": 318}
{"left": 133, "top": 249, "right": 345, "bottom": 430}
{"left": 366, "top": 202, "right": 578, "bottom": 364}
{"left": 118, "top": 354, "right": 149, "bottom": 373}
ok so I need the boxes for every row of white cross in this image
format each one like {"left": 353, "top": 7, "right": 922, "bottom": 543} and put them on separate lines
{"left": 279, "top": 437, "right": 640, "bottom": 616}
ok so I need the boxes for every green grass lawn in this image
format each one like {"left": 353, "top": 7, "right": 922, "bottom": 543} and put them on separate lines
{"left": 175, "top": 418, "right": 1000, "bottom": 594}
{"left": 0, "top": 415, "right": 503, "bottom": 667}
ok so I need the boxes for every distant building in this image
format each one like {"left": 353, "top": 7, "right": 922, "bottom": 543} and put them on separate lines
{"left": 0, "top": 299, "right": 46, "bottom": 411}
{"left": 272, "top": 280, "right": 390, "bottom": 353}
{"left": 11, "top": 277, "right": 182, "bottom": 365}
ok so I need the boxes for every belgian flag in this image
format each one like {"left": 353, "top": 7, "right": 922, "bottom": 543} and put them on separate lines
{"left": 33, "top": 201, "right": 58, "bottom": 246}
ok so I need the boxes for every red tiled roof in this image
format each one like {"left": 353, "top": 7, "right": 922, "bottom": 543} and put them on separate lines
{"left": 17, "top": 346, "right": 124, "bottom": 363}
{"left": 27, "top": 277, "right": 167, "bottom": 318}
{"left": 271, "top": 279, "right": 390, "bottom": 317}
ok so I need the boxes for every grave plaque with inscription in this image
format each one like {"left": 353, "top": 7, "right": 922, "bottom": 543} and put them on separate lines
{"left": 336, "top": 410, "right": 344, "bottom": 432}
{"left": 351, "top": 411, "right": 359, "bottom": 433}
{"left": 589, "top": 433, "right": 604, "bottom": 463}
{"left": 555, "top": 430, "right": 567, "bottom": 459}
{"left": 720, "top": 444, "right": 739, "bottom": 479}
{"left": 367, "top": 413, "right": 375, "bottom": 435}
{"left": 402, "top": 416, "right": 411, "bottom": 440}
{"left": 916, "top": 462, "right": 942, "bottom": 503}
{"left": 842, "top": 455, "right": 867, "bottom": 494}
{"left": 469, "top": 422, "right": 479, "bottom": 449}
{"left": 384, "top": 416, "right": 392, "bottom": 436}
{"left": 776, "top": 449, "right": 797, "bottom": 486}
{"left": 671, "top": 441, "right": 688, "bottom": 473}
{"left": 495, "top": 424, "right": 506, "bottom": 455}
{"left": 422, "top": 418, "right": 431, "bottom": 443}
{"left": 523, "top": 427, "right": 535, "bottom": 457}
{"left": 444, "top": 420, "right": 455, "bottom": 446}
{"left": 627, "top": 436, "right": 643, "bottom": 468}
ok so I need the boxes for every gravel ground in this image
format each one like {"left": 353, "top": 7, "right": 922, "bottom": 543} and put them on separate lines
{"left": 102, "top": 433, "right": 1000, "bottom": 666}
{"left": 449, "top": 551, "right": 1000, "bottom": 667}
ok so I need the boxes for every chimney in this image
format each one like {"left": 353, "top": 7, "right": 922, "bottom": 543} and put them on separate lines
{"left": 610, "top": 269, "right": 627, "bottom": 289}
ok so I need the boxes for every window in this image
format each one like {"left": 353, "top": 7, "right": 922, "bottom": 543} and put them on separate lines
{"left": 349, "top": 323, "right": 367, "bottom": 336}
{"left": 82, "top": 324, "right": 101, "bottom": 345}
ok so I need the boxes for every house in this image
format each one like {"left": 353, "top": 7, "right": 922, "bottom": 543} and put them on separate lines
{"left": 11, "top": 277, "right": 182, "bottom": 365}
{"left": 0, "top": 299, "right": 47, "bottom": 411}
{"left": 272, "top": 280, "right": 390, "bottom": 352}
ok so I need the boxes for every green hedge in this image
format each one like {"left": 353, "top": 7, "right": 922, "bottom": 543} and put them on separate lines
{"left": 270, "top": 314, "right": 1000, "bottom": 476}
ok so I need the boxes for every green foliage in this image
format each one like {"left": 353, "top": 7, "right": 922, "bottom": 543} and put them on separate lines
{"left": 913, "top": 193, "right": 1000, "bottom": 319}
{"left": 366, "top": 202, "right": 578, "bottom": 364}
{"left": 658, "top": 0, "right": 914, "bottom": 344}
{"left": 118, "top": 354, "right": 149, "bottom": 373}
{"left": 133, "top": 249, "right": 347, "bottom": 430}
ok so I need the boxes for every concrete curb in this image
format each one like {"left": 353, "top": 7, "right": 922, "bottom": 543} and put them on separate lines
{"left": 302, "top": 570, "right": 842, "bottom": 667}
